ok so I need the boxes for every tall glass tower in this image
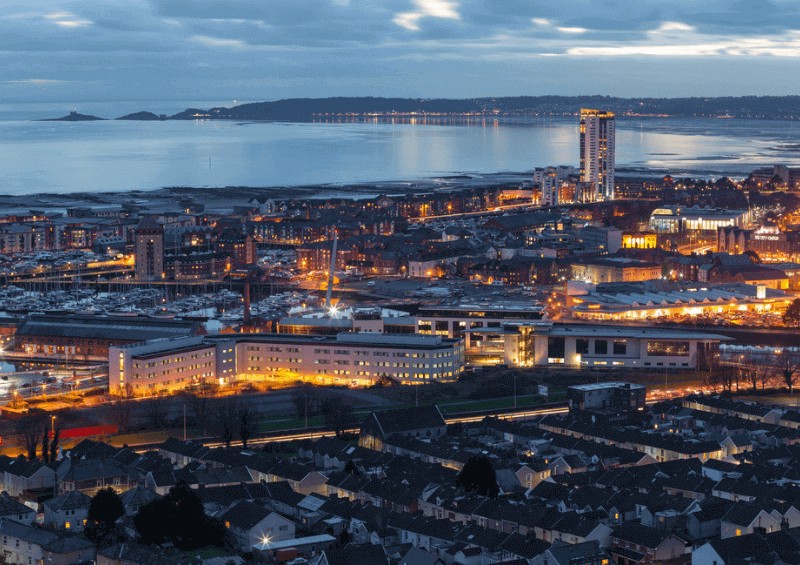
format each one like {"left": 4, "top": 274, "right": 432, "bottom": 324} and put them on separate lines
{"left": 579, "top": 108, "right": 615, "bottom": 201}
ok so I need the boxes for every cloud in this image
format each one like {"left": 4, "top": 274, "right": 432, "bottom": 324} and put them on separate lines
{"left": 44, "top": 11, "right": 93, "bottom": 28}
{"left": 54, "top": 19, "right": 93, "bottom": 28}
{"left": 393, "top": 0, "right": 460, "bottom": 31}
{"left": 5, "top": 79, "right": 68, "bottom": 85}
{"left": 557, "top": 26, "right": 587, "bottom": 34}
{"left": 190, "top": 35, "right": 247, "bottom": 49}
{"left": 652, "top": 21, "right": 696, "bottom": 34}
{"left": 531, "top": 18, "right": 552, "bottom": 26}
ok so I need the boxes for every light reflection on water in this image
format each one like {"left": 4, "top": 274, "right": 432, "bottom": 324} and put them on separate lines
{"left": 0, "top": 116, "right": 797, "bottom": 194}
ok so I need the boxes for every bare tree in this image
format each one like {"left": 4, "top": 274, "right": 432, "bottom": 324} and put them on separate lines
{"left": 746, "top": 367, "right": 759, "bottom": 392}
{"left": 16, "top": 415, "right": 45, "bottom": 461}
{"left": 780, "top": 354, "right": 800, "bottom": 396}
{"left": 108, "top": 384, "right": 134, "bottom": 433}
{"left": 144, "top": 394, "right": 168, "bottom": 429}
{"left": 718, "top": 365, "right": 737, "bottom": 395}
{"left": 214, "top": 400, "right": 239, "bottom": 448}
{"left": 705, "top": 372, "right": 721, "bottom": 394}
{"left": 322, "top": 396, "right": 355, "bottom": 438}
{"left": 189, "top": 382, "right": 217, "bottom": 436}
{"left": 239, "top": 409, "right": 253, "bottom": 449}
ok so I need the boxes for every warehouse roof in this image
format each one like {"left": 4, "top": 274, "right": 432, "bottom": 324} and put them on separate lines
{"left": 17, "top": 314, "right": 201, "bottom": 341}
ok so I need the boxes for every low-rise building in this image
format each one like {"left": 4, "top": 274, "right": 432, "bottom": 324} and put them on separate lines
{"left": 570, "top": 256, "right": 662, "bottom": 284}
{"left": 649, "top": 205, "right": 750, "bottom": 234}
{"left": 469, "top": 322, "right": 728, "bottom": 370}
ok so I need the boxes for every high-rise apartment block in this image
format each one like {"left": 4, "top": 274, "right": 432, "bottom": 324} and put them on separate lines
{"left": 579, "top": 108, "right": 615, "bottom": 201}
{"left": 134, "top": 216, "right": 164, "bottom": 281}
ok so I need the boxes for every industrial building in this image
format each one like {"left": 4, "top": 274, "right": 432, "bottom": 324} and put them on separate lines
{"left": 14, "top": 314, "right": 204, "bottom": 363}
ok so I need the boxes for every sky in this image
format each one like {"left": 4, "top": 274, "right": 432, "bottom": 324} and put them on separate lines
{"left": 4, "top": 0, "right": 800, "bottom": 107}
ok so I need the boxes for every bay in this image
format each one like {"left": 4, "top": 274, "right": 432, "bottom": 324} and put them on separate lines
{"left": 1, "top": 110, "right": 800, "bottom": 195}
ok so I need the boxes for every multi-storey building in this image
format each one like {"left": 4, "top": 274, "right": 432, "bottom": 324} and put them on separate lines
{"left": 580, "top": 109, "right": 615, "bottom": 201}
{"left": 134, "top": 216, "right": 164, "bottom": 281}
{"left": 109, "top": 333, "right": 464, "bottom": 392}
{"left": 110, "top": 336, "right": 235, "bottom": 395}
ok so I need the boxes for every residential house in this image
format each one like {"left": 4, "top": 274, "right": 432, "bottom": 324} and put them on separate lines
{"left": 360, "top": 406, "right": 447, "bottom": 451}
{"left": 0, "top": 492, "right": 35, "bottom": 525}
{"left": 221, "top": 500, "right": 296, "bottom": 552}
{"left": 609, "top": 522, "right": 687, "bottom": 563}
{"left": 720, "top": 501, "right": 781, "bottom": 538}
{"left": 42, "top": 491, "right": 91, "bottom": 532}
{"left": 3, "top": 459, "right": 56, "bottom": 497}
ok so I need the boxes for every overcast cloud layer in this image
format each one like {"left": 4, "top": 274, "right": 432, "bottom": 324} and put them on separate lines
{"left": 4, "top": 0, "right": 800, "bottom": 105}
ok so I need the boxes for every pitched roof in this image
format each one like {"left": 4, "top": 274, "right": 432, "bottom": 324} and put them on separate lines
{"left": 612, "top": 522, "right": 672, "bottom": 549}
{"left": 367, "top": 406, "right": 446, "bottom": 436}
{"left": 323, "top": 544, "right": 389, "bottom": 565}
{"left": 0, "top": 492, "right": 34, "bottom": 517}
{"left": 43, "top": 491, "right": 91, "bottom": 512}
{"left": 221, "top": 500, "right": 273, "bottom": 531}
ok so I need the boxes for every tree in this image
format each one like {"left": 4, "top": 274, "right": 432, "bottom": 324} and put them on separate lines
{"left": 239, "top": 409, "right": 253, "bottom": 449}
{"left": 86, "top": 487, "right": 124, "bottom": 547}
{"left": 41, "top": 428, "right": 50, "bottom": 464}
{"left": 291, "top": 385, "right": 317, "bottom": 424}
{"left": 144, "top": 395, "right": 167, "bottom": 429}
{"left": 49, "top": 428, "right": 60, "bottom": 463}
{"left": 780, "top": 354, "right": 799, "bottom": 396}
{"left": 214, "top": 400, "right": 239, "bottom": 448}
{"left": 322, "top": 396, "right": 354, "bottom": 437}
{"left": 189, "top": 382, "right": 217, "bottom": 436}
{"left": 717, "top": 365, "right": 737, "bottom": 395}
{"left": 784, "top": 299, "right": 800, "bottom": 327}
{"left": 108, "top": 383, "right": 134, "bottom": 433}
{"left": 134, "top": 482, "right": 225, "bottom": 550}
{"left": 457, "top": 456, "right": 499, "bottom": 498}
{"left": 16, "top": 415, "right": 45, "bottom": 461}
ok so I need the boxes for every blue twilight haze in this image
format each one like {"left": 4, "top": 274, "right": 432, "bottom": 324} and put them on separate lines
{"left": 4, "top": 0, "right": 800, "bottom": 106}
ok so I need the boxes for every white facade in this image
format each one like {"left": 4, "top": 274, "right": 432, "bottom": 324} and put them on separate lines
{"left": 237, "top": 333, "right": 464, "bottom": 385}
{"left": 110, "top": 337, "right": 236, "bottom": 395}
{"left": 580, "top": 109, "right": 615, "bottom": 201}
{"left": 110, "top": 333, "right": 465, "bottom": 392}
{"left": 467, "top": 322, "right": 727, "bottom": 370}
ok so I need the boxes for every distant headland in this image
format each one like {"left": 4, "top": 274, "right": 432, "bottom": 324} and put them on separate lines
{"left": 42, "top": 95, "right": 800, "bottom": 122}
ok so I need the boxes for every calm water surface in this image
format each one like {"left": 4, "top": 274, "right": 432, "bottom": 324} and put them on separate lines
{"left": 2, "top": 106, "right": 800, "bottom": 194}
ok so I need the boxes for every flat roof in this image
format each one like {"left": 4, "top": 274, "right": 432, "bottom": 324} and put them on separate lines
{"left": 253, "top": 533, "right": 336, "bottom": 551}
{"left": 569, "top": 382, "right": 646, "bottom": 391}
{"left": 132, "top": 343, "right": 213, "bottom": 360}
{"left": 229, "top": 333, "right": 461, "bottom": 350}
{"left": 546, "top": 324, "right": 732, "bottom": 341}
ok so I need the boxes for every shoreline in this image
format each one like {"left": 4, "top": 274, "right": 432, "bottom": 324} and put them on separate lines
{"left": 0, "top": 169, "right": 684, "bottom": 215}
